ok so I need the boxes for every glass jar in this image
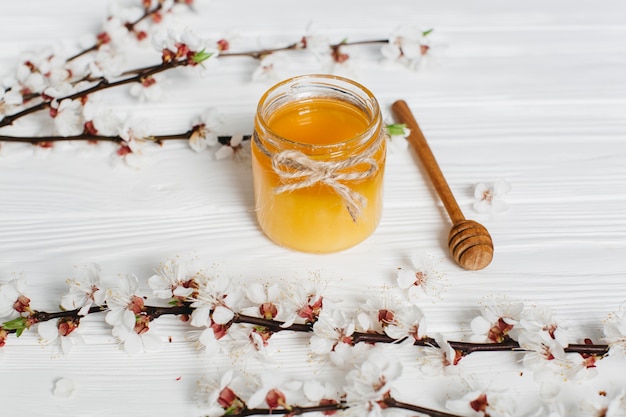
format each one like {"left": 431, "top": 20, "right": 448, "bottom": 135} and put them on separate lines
{"left": 252, "top": 74, "right": 386, "bottom": 253}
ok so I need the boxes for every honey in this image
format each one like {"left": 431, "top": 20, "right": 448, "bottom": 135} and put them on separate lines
{"left": 252, "top": 75, "right": 386, "bottom": 253}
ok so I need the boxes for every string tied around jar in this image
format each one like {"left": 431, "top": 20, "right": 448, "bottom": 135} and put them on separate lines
{"left": 254, "top": 132, "right": 384, "bottom": 222}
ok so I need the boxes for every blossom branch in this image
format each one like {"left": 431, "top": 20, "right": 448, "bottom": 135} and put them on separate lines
{"left": 224, "top": 403, "right": 347, "bottom": 417}
{"left": 384, "top": 396, "right": 462, "bottom": 417}
{"left": 214, "top": 400, "right": 462, "bottom": 417}
{"left": 0, "top": 59, "right": 185, "bottom": 129}
{"left": 349, "top": 330, "right": 608, "bottom": 357}
{"left": 0, "top": 132, "right": 189, "bottom": 145}
{"left": 202, "top": 394, "right": 462, "bottom": 417}
{"left": 232, "top": 313, "right": 312, "bottom": 333}
{"left": 32, "top": 305, "right": 108, "bottom": 323}
{"left": 0, "top": 301, "right": 609, "bottom": 358}
{"left": 218, "top": 38, "right": 389, "bottom": 59}
{"left": 66, "top": 1, "right": 169, "bottom": 63}
{"left": 0, "top": 130, "right": 249, "bottom": 147}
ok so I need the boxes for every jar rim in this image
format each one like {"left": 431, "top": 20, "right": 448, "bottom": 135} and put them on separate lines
{"left": 255, "top": 74, "right": 381, "bottom": 153}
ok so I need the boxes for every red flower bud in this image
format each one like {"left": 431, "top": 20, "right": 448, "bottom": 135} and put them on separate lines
{"left": 265, "top": 388, "right": 287, "bottom": 410}
{"left": 13, "top": 295, "right": 31, "bottom": 313}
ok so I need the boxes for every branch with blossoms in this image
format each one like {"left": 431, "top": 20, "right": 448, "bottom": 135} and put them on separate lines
{"left": 0, "top": 0, "right": 197, "bottom": 117}
{"left": 65, "top": 0, "right": 185, "bottom": 63}
{"left": 0, "top": 261, "right": 613, "bottom": 359}
{"left": 194, "top": 364, "right": 467, "bottom": 417}
{"left": 0, "top": 0, "right": 433, "bottom": 166}
{"left": 1, "top": 259, "right": 625, "bottom": 416}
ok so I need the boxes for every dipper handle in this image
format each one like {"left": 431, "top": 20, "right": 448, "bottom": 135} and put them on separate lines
{"left": 391, "top": 100, "right": 465, "bottom": 224}
{"left": 391, "top": 100, "right": 493, "bottom": 270}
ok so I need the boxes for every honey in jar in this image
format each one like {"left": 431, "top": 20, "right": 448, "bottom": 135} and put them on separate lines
{"left": 252, "top": 74, "right": 386, "bottom": 253}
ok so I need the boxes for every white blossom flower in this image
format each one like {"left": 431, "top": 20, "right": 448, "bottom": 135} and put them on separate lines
{"left": 415, "top": 333, "right": 461, "bottom": 375}
{"left": 247, "top": 373, "right": 303, "bottom": 411}
{"left": 300, "top": 23, "right": 332, "bottom": 61}
{"left": 115, "top": 116, "right": 152, "bottom": 168}
{"left": 46, "top": 66, "right": 74, "bottom": 93}
{"left": 82, "top": 101, "right": 124, "bottom": 136}
{"left": 445, "top": 377, "right": 516, "bottom": 417}
{"left": 0, "top": 87, "right": 23, "bottom": 105}
{"left": 516, "top": 336, "right": 569, "bottom": 401}
{"left": 148, "top": 259, "right": 197, "bottom": 300}
{"left": 473, "top": 179, "right": 511, "bottom": 216}
{"left": 152, "top": 26, "right": 201, "bottom": 54}
{"left": 383, "top": 303, "right": 426, "bottom": 341}
{"left": 343, "top": 347, "right": 402, "bottom": 415}
{"left": 310, "top": 306, "right": 371, "bottom": 368}
{"left": 195, "top": 369, "right": 250, "bottom": 416}
{"left": 214, "top": 134, "right": 247, "bottom": 161}
{"left": 325, "top": 46, "right": 360, "bottom": 79}
{"left": 396, "top": 252, "right": 447, "bottom": 301}
{"left": 38, "top": 317, "right": 85, "bottom": 356}
{"left": 520, "top": 304, "right": 570, "bottom": 347}
{"left": 86, "top": 48, "right": 125, "bottom": 81}
{"left": 385, "top": 305, "right": 426, "bottom": 341}
{"left": 105, "top": 274, "right": 140, "bottom": 331}
{"left": 603, "top": 310, "right": 626, "bottom": 356}
{"left": 152, "top": 26, "right": 218, "bottom": 68}
{"left": 251, "top": 53, "right": 289, "bottom": 82}
{"left": 0, "top": 278, "right": 30, "bottom": 318}
{"left": 119, "top": 116, "right": 151, "bottom": 143}
{"left": 381, "top": 26, "right": 431, "bottom": 71}
{"left": 358, "top": 293, "right": 402, "bottom": 335}
{"left": 518, "top": 331, "right": 567, "bottom": 375}
{"left": 100, "top": 16, "right": 136, "bottom": 49}
{"left": 243, "top": 282, "right": 282, "bottom": 320}
{"left": 302, "top": 379, "right": 341, "bottom": 405}
{"left": 580, "top": 388, "right": 626, "bottom": 417}
{"left": 105, "top": 274, "right": 161, "bottom": 354}
{"left": 189, "top": 108, "right": 222, "bottom": 152}
{"left": 186, "top": 325, "right": 222, "bottom": 356}
{"left": 15, "top": 62, "right": 47, "bottom": 95}
{"left": 51, "top": 99, "right": 85, "bottom": 137}
{"left": 188, "top": 275, "right": 244, "bottom": 354}
{"left": 310, "top": 307, "right": 355, "bottom": 355}
{"left": 61, "top": 263, "right": 107, "bottom": 316}
{"left": 0, "top": 87, "right": 23, "bottom": 120}
{"left": 470, "top": 297, "right": 524, "bottom": 343}
{"left": 280, "top": 278, "right": 325, "bottom": 328}
{"left": 129, "top": 74, "right": 163, "bottom": 102}
{"left": 42, "top": 77, "right": 76, "bottom": 99}
{"left": 191, "top": 274, "right": 242, "bottom": 326}
{"left": 563, "top": 350, "right": 600, "bottom": 381}
{"left": 113, "top": 315, "right": 162, "bottom": 354}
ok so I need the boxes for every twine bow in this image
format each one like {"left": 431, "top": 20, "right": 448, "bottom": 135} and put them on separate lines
{"left": 270, "top": 142, "right": 381, "bottom": 222}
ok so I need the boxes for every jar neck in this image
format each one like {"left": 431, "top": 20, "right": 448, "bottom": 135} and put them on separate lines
{"left": 254, "top": 74, "right": 382, "bottom": 159}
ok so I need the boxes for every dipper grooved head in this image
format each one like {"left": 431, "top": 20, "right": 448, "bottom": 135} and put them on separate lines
{"left": 448, "top": 220, "right": 494, "bottom": 270}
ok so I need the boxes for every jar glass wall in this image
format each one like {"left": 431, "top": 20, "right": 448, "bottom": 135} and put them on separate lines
{"left": 252, "top": 74, "right": 386, "bottom": 253}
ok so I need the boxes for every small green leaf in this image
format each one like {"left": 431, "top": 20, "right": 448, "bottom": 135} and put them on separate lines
{"left": 2, "top": 317, "right": 28, "bottom": 337}
{"left": 422, "top": 28, "right": 434, "bottom": 37}
{"left": 192, "top": 49, "right": 214, "bottom": 64}
{"left": 386, "top": 123, "right": 408, "bottom": 136}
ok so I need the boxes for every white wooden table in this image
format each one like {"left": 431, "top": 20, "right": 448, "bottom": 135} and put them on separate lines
{"left": 1, "top": 1, "right": 625, "bottom": 416}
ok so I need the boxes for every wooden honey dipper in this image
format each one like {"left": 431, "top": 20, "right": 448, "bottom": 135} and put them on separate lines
{"left": 391, "top": 100, "right": 493, "bottom": 270}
